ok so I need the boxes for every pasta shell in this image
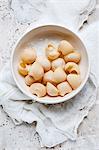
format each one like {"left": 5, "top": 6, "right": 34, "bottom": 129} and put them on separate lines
{"left": 52, "top": 58, "right": 65, "bottom": 71}
{"left": 65, "top": 62, "right": 80, "bottom": 74}
{"left": 21, "top": 47, "right": 36, "bottom": 64}
{"left": 46, "top": 44, "right": 60, "bottom": 60}
{"left": 67, "top": 74, "right": 81, "bottom": 90}
{"left": 57, "top": 81, "right": 72, "bottom": 96}
{"left": 58, "top": 40, "right": 74, "bottom": 55}
{"left": 36, "top": 56, "right": 51, "bottom": 72}
{"left": 29, "top": 62, "right": 44, "bottom": 81}
{"left": 47, "top": 82, "right": 58, "bottom": 96}
{"left": 30, "top": 83, "right": 46, "bottom": 97}
{"left": 25, "top": 75, "right": 35, "bottom": 86}
{"left": 53, "top": 67, "right": 67, "bottom": 84}
{"left": 26, "top": 64, "right": 32, "bottom": 73}
{"left": 64, "top": 52, "right": 81, "bottom": 63}
{"left": 43, "top": 70, "right": 55, "bottom": 85}
{"left": 18, "top": 61, "right": 28, "bottom": 76}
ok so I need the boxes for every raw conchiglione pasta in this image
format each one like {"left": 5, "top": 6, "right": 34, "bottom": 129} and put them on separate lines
{"left": 52, "top": 58, "right": 65, "bottom": 71}
{"left": 65, "top": 62, "right": 80, "bottom": 74}
{"left": 43, "top": 70, "right": 55, "bottom": 85}
{"left": 57, "top": 81, "right": 72, "bottom": 96}
{"left": 36, "top": 56, "right": 51, "bottom": 72}
{"left": 47, "top": 82, "right": 58, "bottom": 96}
{"left": 18, "top": 61, "right": 28, "bottom": 76}
{"left": 67, "top": 74, "right": 81, "bottom": 90}
{"left": 58, "top": 40, "right": 74, "bottom": 55}
{"left": 53, "top": 67, "right": 67, "bottom": 84}
{"left": 29, "top": 62, "right": 44, "bottom": 81}
{"left": 64, "top": 52, "right": 81, "bottom": 63}
{"left": 46, "top": 44, "right": 60, "bottom": 60}
{"left": 21, "top": 47, "right": 36, "bottom": 64}
{"left": 30, "top": 83, "right": 46, "bottom": 97}
{"left": 25, "top": 75, "right": 35, "bottom": 86}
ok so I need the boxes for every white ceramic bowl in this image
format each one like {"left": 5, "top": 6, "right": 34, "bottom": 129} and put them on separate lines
{"left": 11, "top": 25, "right": 90, "bottom": 104}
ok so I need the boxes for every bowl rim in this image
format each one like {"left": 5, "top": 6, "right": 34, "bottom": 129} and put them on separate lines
{"left": 11, "top": 24, "right": 90, "bottom": 104}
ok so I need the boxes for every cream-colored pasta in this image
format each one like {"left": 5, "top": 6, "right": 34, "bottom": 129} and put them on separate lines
{"left": 65, "top": 62, "right": 80, "bottom": 74}
{"left": 18, "top": 40, "right": 82, "bottom": 98}
{"left": 43, "top": 70, "right": 55, "bottom": 84}
{"left": 25, "top": 75, "right": 35, "bottom": 86}
{"left": 46, "top": 44, "right": 60, "bottom": 60}
{"left": 29, "top": 62, "right": 44, "bottom": 81}
{"left": 18, "top": 61, "right": 28, "bottom": 76}
{"left": 36, "top": 56, "right": 51, "bottom": 72}
{"left": 64, "top": 52, "right": 81, "bottom": 63}
{"left": 47, "top": 82, "right": 58, "bottom": 96}
{"left": 58, "top": 40, "right": 74, "bottom": 55}
{"left": 21, "top": 47, "right": 36, "bottom": 64}
{"left": 53, "top": 67, "right": 67, "bottom": 84}
{"left": 57, "top": 81, "right": 72, "bottom": 96}
{"left": 30, "top": 83, "right": 46, "bottom": 97}
{"left": 26, "top": 64, "right": 32, "bottom": 73}
{"left": 52, "top": 58, "right": 65, "bottom": 71}
{"left": 67, "top": 74, "right": 81, "bottom": 90}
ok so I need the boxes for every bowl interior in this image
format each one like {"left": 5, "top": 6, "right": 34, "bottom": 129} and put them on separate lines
{"left": 11, "top": 25, "right": 89, "bottom": 104}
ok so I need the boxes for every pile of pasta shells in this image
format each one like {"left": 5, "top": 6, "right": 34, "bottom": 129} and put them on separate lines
{"left": 18, "top": 40, "right": 81, "bottom": 98}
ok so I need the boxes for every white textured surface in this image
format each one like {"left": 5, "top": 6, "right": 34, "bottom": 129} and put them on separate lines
{"left": 0, "top": 0, "right": 99, "bottom": 149}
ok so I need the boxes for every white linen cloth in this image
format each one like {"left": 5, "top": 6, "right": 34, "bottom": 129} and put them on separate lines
{"left": 0, "top": 21, "right": 98, "bottom": 147}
